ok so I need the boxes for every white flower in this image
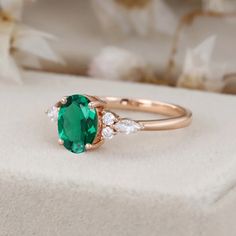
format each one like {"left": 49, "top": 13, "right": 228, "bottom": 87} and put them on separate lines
{"left": 0, "top": 20, "right": 21, "bottom": 82}
{"left": 0, "top": 19, "right": 64, "bottom": 82}
{"left": 0, "top": 0, "right": 28, "bottom": 20}
{"left": 178, "top": 36, "right": 226, "bottom": 92}
{"left": 202, "top": 0, "right": 236, "bottom": 12}
{"left": 90, "top": 0, "right": 177, "bottom": 36}
{"left": 88, "top": 46, "right": 149, "bottom": 81}
{"left": 13, "top": 25, "right": 63, "bottom": 63}
{"left": 0, "top": 0, "right": 64, "bottom": 82}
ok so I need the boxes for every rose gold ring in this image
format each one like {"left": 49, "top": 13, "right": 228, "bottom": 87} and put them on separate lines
{"left": 47, "top": 94, "right": 192, "bottom": 154}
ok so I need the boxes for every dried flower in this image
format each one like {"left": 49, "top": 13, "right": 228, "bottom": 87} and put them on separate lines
{"left": 115, "top": 0, "right": 151, "bottom": 9}
{"left": 89, "top": 46, "right": 152, "bottom": 82}
{"left": 0, "top": 0, "right": 63, "bottom": 82}
{"left": 91, "top": 0, "right": 177, "bottom": 36}
{"left": 202, "top": 0, "right": 236, "bottom": 12}
{"left": 223, "top": 73, "right": 236, "bottom": 94}
{"left": 0, "top": 0, "right": 29, "bottom": 20}
{"left": 178, "top": 36, "right": 226, "bottom": 92}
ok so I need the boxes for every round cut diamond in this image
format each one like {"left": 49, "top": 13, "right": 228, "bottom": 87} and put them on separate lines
{"left": 102, "top": 127, "right": 114, "bottom": 140}
{"left": 58, "top": 95, "right": 98, "bottom": 154}
{"left": 102, "top": 112, "right": 116, "bottom": 126}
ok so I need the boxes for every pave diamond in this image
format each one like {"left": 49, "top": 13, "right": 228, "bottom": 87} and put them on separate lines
{"left": 47, "top": 106, "right": 58, "bottom": 122}
{"left": 102, "top": 112, "right": 116, "bottom": 126}
{"left": 102, "top": 127, "right": 114, "bottom": 140}
{"left": 114, "top": 119, "right": 141, "bottom": 134}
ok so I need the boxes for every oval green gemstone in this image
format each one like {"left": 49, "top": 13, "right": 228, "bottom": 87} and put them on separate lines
{"left": 58, "top": 95, "right": 98, "bottom": 154}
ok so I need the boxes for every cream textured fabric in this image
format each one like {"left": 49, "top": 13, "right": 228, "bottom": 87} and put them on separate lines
{"left": 0, "top": 72, "right": 236, "bottom": 236}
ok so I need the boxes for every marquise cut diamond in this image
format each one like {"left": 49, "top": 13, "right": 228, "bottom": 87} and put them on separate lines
{"left": 114, "top": 119, "right": 141, "bottom": 134}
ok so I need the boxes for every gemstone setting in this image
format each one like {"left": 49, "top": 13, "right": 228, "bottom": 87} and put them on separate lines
{"left": 57, "top": 95, "right": 98, "bottom": 154}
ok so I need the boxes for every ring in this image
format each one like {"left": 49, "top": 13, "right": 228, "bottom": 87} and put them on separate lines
{"left": 46, "top": 94, "right": 192, "bottom": 154}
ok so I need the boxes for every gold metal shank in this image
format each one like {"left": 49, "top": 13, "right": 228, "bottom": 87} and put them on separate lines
{"left": 99, "top": 96, "right": 192, "bottom": 131}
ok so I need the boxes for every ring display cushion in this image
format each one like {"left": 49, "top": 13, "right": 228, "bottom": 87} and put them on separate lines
{"left": 0, "top": 72, "right": 236, "bottom": 236}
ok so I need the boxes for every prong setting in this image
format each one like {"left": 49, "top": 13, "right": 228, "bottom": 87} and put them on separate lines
{"left": 58, "top": 139, "right": 64, "bottom": 145}
{"left": 85, "top": 144, "right": 92, "bottom": 150}
{"left": 88, "top": 101, "right": 105, "bottom": 109}
{"left": 85, "top": 140, "right": 105, "bottom": 151}
{"left": 60, "top": 97, "right": 68, "bottom": 105}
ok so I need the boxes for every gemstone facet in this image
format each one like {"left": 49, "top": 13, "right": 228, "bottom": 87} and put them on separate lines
{"left": 58, "top": 95, "right": 98, "bottom": 154}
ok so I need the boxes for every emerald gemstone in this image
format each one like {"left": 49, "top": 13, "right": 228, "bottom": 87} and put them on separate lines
{"left": 58, "top": 95, "right": 98, "bottom": 154}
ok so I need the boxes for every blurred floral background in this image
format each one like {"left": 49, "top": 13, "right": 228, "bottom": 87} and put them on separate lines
{"left": 1, "top": 0, "right": 236, "bottom": 94}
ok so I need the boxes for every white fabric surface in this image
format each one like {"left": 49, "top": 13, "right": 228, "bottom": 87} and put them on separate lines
{"left": 0, "top": 72, "right": 236, "bottom": 236}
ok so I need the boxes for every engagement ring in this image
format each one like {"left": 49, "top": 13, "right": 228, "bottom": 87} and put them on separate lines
{"left": 47, "top": 94, "right": 192, "bottom": 154}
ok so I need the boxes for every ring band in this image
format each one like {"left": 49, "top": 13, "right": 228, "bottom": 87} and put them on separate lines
{"left": 101, "top": 96, "right": 192, "bottom": 131}
{"left": 47, "top": 94, "right": 192, "bottom": 154}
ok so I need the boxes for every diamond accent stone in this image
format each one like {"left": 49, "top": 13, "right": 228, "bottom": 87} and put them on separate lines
{"left": 47, "top": 106, "right": 58, "bottom": 122}
{"left": 114, "top": 119, "right": 141, "bottom": 134}
{"left": 102, "top": 127, "right": 114, "bottom": 140}
{"left": 102, "top": 112, "right": 116, "bottom": 126}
